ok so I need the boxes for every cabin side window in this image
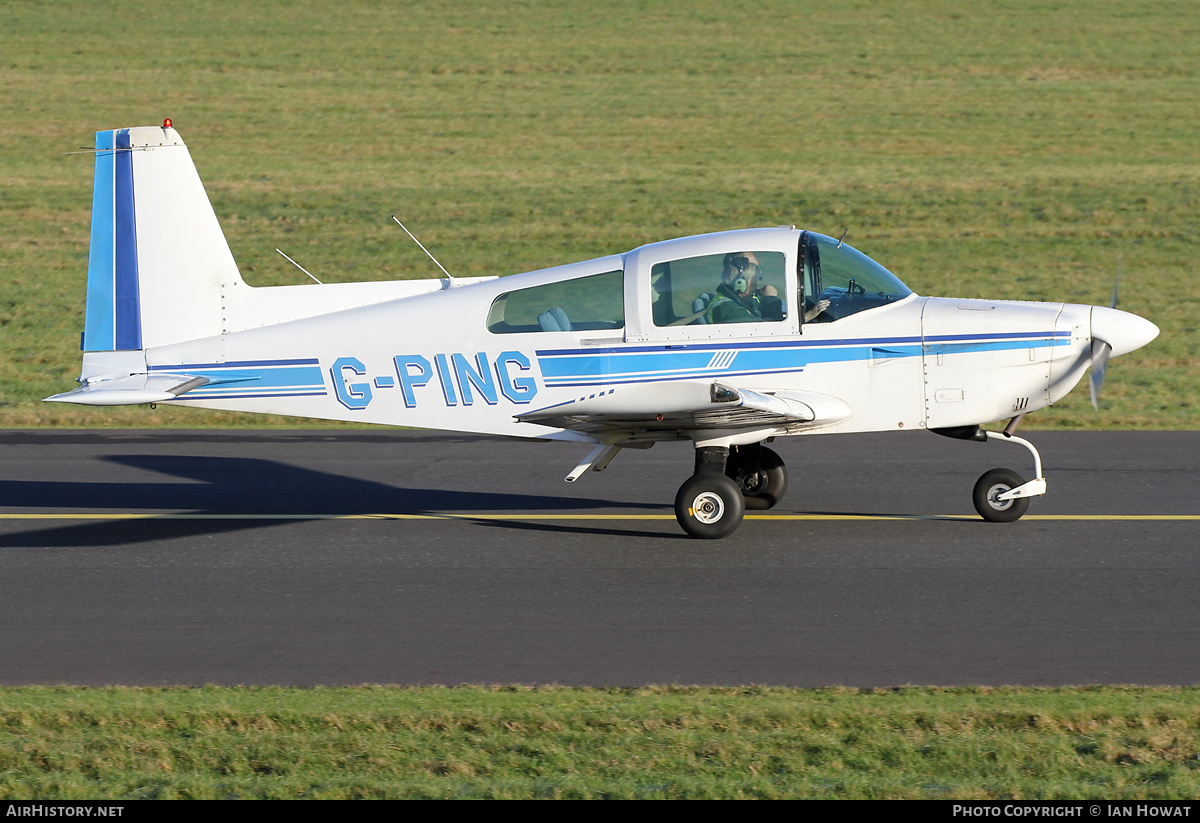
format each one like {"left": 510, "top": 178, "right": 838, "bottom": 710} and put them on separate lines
{"left": 650, "top": 251, "right": 787, "bottom": 327}
{"left": 487, "top": 270, "right": 625, "bottom": 334}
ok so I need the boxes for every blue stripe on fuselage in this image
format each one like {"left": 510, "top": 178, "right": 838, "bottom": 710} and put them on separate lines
{"left": 149, "top": 358, "right": 321, "bottom": 371}
{"left": 535, "top": 333, "right": 1067, "bottom": 387}
{"left": 147, "top": 360, "right": 326, "bottom": 399}
{"left": 184, "top": 365, "right": 325, "bottom": 393}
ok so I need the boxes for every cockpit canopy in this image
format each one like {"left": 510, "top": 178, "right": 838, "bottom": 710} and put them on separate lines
{"left": 483, "top": 227, "right": 914, "bottom": 339}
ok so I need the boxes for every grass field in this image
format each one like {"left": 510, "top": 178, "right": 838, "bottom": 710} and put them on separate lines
{"left": 2, "top": 1, "right": 1198, "bottom": 801}
{"left": 1, "top": 0, "right": 1196, "bottom": 428}
{"left": 3, "top": 685, "right": 1200, "bottom": 800}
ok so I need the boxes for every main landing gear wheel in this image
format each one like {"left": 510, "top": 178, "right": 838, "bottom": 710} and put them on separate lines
{"left": 973, "top": 468, "right": 1031, "bottom": 523}
{"left": 726, "top": 445, "right": 787, "bottom": 511}
{"left": 674, "top": 473, "right": 745, "bottom": 539}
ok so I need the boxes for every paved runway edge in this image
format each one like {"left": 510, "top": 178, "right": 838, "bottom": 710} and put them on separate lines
{"left": 3, "top": 430, "right": 1198, "bottom": 687}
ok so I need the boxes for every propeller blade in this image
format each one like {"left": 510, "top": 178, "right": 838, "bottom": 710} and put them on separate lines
{"left": 1090, "top": 257, "right": 1155, "bottom": 410}
{"left": 1089, "top": 338, "right": 1112, "bottom": 411}
{"left": 1092, "top": 263, "right": 1117, "bottom": 411}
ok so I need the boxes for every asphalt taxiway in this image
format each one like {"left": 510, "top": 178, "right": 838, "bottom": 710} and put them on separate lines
{"left": 1, "top": 429, "right": 1197, "bottom": 687}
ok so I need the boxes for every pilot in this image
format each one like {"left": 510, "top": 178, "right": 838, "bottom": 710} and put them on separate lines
{"left": 708, "top": 252, "right": 784, "bottom": 323}
{"left": 650, "top": 262, "right": 675, "bottom": 327}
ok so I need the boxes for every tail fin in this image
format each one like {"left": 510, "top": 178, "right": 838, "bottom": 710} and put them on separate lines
{"left": 52, "top": 123, "right": 467, "bottom": 408}
{"left": 82, "top": 124, "right": 243, "bottom": 353}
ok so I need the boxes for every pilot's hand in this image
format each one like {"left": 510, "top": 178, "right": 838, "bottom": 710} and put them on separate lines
{"left": 804, "top": 299, "right": 830, "bottom": 322}
{"left": 759, "top": 285, "right": 778, "bottom": 298}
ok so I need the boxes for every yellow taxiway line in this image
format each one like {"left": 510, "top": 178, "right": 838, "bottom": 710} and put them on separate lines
{"left": 1, "top": 513, "right": 1198, "bottom": 522}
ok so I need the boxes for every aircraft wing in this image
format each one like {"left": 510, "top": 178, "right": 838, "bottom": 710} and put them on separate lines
{"left": 515, "top": 381, "right": 851, "bottom": 436}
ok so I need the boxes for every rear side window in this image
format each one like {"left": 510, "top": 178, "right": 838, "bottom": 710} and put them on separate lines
{"left": 487, "top": 270, "right": 625, "bottom": 334}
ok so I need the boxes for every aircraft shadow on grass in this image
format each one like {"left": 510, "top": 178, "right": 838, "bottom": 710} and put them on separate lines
{"left": 0, "top": 453, "right": 670, "bottom": 548}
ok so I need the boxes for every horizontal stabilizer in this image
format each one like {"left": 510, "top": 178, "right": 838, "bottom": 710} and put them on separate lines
{"left": 44, "top": 373, "right": 224, "bottom": 406}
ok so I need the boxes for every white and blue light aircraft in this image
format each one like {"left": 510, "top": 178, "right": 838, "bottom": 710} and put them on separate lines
{"left": 47, "top": 123, "right": 1160, "bottom": 537}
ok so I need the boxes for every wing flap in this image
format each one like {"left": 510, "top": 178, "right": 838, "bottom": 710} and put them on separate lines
{"left": 772, "top": 389, "right": 853, "bottom": 427}
{"left": 516, "top": 382, "right": 850, "bottom": 435}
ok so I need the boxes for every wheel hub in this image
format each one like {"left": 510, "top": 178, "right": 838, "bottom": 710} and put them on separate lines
{"left": 690, "top": 492, "right": 725, "bottom": 524}
{"left": 739, "top": 470, "right": 767, "bottom": 495}
{"left": 986, "top": 484, "right": 1014, "bottom": 510}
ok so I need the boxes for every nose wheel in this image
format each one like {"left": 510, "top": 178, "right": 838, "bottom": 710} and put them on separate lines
{"left": 969, "top": 428, "right": 1048, "bottom": 522}
{"left": 972, "top": 468, "right": 1031, "bottom": 522}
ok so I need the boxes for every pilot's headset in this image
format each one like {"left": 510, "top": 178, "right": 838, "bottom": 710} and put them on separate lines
{"left": 722, "top": 252, "right": 759, "bottom": 297}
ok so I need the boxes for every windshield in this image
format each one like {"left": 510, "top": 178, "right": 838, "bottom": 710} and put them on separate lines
{"left": 802, "top": 233, "right": 912, "bottom": 322}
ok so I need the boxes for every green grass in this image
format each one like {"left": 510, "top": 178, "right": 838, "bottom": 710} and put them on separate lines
{"left": 2, "top": 6, "right": 1198, "bottom": 799}
{"left": 1, "top": 0, "right": 1197, "bottom": 428}
{"left": 3, "top": 685, "right": 1200, "bottom": 799}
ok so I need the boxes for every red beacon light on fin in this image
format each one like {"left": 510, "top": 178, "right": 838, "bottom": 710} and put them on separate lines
{"left": 163, "top": 118, "right": 173, "bottom": 129}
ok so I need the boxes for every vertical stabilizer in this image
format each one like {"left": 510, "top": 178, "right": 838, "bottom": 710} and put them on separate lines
{"left": 82, "top": 124, "right": 244, "bottom": 352}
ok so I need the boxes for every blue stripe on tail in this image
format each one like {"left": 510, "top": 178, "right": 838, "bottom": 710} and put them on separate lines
{"left": 83, "top": 130, "right": 115, "bottom": 351}
{"left": 113, "top": 129, "right": 141, "bottom": 350}
{"left": 82, "top": 129, "right": 141, "bottom": 352}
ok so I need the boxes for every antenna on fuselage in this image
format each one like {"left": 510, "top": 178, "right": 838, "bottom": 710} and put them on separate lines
{"left": 836, "top": 228, "right": 848, "bottom": 248}
{"left": 391, "top": 216, "right": 457, "bottom": 287}
{"left": 275, "top": 248, "right": 323, "bottom": 284}
{"left": 1111, "top": 253, "right": 1122, "bottom": 309}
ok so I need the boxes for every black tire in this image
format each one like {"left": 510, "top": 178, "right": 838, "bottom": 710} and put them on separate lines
{"left": 674, "top": 473, "right": 746, "bottom": 539}
{"left": 726, "top": 445, "right": 788, "bottom": 510}
{"left": 972, "top": 468, "right": 1031, "bottom": 522}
